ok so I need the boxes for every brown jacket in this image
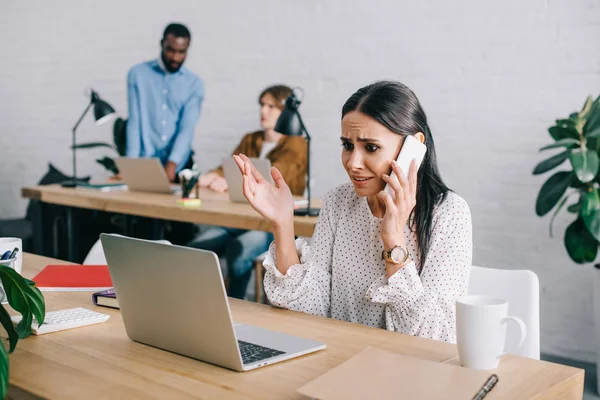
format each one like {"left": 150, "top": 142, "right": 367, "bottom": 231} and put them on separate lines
{"left": 213, "top": 131, "right": 308, "bottom": 196}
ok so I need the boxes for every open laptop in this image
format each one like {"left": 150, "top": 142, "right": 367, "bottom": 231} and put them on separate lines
{"left": 222, "top": 157, "right": 272, "bottom": 203}
{"left": 114, "top": 157, "right": 179, "bottom": 194}
{"left": 100, "top": 233, "right": 325, "bottom": 371}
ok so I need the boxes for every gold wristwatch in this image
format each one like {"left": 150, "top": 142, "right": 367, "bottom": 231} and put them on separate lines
{"left": 382, "top": 245, "right": 409, "bottom": 265}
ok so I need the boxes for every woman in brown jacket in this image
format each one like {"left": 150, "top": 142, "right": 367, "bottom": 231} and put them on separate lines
{"left": 188, "top": 85, "right": 307, "bottom": 299}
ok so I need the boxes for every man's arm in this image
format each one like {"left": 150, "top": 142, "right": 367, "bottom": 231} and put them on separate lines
{"left": 126, "top": 69, "right": 142, "bottom": 158}
{"left": 169, "top": 79, "right": 204, "bottom": 171}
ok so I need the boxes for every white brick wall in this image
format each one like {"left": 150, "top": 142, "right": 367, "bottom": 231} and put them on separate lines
{"left": 1, "top": 0, "right": 599, "bottom": 362}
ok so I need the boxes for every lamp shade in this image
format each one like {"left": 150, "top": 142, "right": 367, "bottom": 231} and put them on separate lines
{"left": 91, "top": 91, "right": 116, "bottom": 125}
{"left": 274, "top": 91, "right": 303, "bottom": 136}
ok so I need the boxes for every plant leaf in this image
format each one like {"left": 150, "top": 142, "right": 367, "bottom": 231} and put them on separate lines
{"left": 548, "top": 126, "right": 579, "bottom": 141}
{"left": 0, "top": 337, "right": 7, "bottom": 400}
{"left": 582, "top": 189, "right": 600, "bottom": 242}
{"left": 586, "top": 128, "right": 600, "bottom": 138}
{"left": 539, "top": 138, "right": 580, "bottom": 151}
{"left": 0, "top": 306, "right": 18, "bottom": 353}
{"left": 579, "top": 96, "right": 594, "bottom": 120}
{"left": 21, "top": 279, "right": 44, "bottom": 328}
{"left": 570, "top": 149, "right": 599, "bottom": 183}
{"left": 70, "top": 142, "right": 116, "bottom": 150}
{"left": 0, "top": 266, "right": 45, "bottom": 339}
{"left": 584, "top": 105, "right": 600, "bottom": 136}
{"left": 549, "top": 194, "right": 572, "bottom": 237}
{"left": 113, "top": 117, "right": 127, "bottom": 156}
{"left": 532, "top": 150, "right": 569, "bottom": 175}
{"left": 568, "top": 202, "right": 581, "bottom": 214}
{"left": 96, "top": 157, "right": 119, "bottom": 174}
{"left": 536, "top": 171, "right": 573, "bottom": 216}
{"left": 569, "top": 173, "right": 588, "bottom": 189}
{"left": 556, "top": 118, "right": 577, "bottom": 128}
{"left": 565, "top": 218, "right": 598, "bottom": 264}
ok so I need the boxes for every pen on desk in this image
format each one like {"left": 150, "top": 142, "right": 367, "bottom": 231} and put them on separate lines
{"left": 472, "top": 374, "right": 498, "bottom": 400}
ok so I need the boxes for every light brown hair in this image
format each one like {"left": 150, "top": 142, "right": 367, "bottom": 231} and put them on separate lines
{"left": 258, "top": 85, "right": 292, "bottom": 110}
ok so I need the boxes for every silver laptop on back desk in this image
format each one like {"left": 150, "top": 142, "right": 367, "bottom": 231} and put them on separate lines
{"left": 100, "top": 234, "right": 325, "bottom": 371}
{"left": 222, "top": 157, "right": 272, "bottom": 203}
{"left": 114, "top": 157, "right": 178, "bottom": 194}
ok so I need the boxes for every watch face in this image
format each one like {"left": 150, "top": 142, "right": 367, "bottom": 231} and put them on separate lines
{"left": 390, "top": 247, "right": 407, "bottom": 263}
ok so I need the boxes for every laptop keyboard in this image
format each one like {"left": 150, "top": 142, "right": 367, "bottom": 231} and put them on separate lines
{"left": 238, "top": 340, "right": 285, "bottom": 364}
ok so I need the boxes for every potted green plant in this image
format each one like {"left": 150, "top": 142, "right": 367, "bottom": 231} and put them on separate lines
{"left": 533, "top": 94, "right": 600, "bottom": 391}
{"left": 0, "top": 259, "right": 45, "bottom": 399}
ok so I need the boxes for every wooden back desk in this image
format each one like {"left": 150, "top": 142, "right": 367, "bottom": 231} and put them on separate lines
{"left": 21, "top": 184, "right": 320, "bottom": 261}
{"left": 21, "top": 184, "right": 319, "bottom": 237}
{"left": 7, "top": 253, "right": 584, "bottom": 399}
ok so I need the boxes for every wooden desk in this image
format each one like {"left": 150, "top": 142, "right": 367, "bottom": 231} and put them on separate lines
{"left": 8, "top": 253, "right": 584, "bottom": 399}
{"left": 21, "top": 184, "right": 319, "bottom": 260}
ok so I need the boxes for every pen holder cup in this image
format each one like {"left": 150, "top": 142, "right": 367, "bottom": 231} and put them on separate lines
{"left": 0, "top": 257, "right": 18, "bottom": 304}
{"left": 181, "top": 181, "right": 200, "bottom": 199}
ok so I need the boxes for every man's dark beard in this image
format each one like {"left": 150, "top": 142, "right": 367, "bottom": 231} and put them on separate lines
{"left": 161, "top": 53, "right": 183, "bottom": 73}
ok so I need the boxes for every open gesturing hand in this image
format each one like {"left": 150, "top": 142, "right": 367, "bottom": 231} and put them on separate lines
{"left": 233, "top": 154, "right": 294, "bottom": 227}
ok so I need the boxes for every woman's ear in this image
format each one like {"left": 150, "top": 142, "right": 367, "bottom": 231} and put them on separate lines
{"left": 414, "top": 132, "right": 425, "bottom": 144}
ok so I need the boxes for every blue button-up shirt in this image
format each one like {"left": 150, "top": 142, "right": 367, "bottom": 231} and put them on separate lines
{"left": 126, "top": 59, "right": 204, "bottom": 171}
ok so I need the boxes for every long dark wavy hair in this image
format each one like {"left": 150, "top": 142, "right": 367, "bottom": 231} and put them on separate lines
{"left": 341, "top": 81, "right": 450, "bottom": 272}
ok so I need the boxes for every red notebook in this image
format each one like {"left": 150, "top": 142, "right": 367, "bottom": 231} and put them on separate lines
{"left": 32, "top": 265, "right": 113, "bottom": 292}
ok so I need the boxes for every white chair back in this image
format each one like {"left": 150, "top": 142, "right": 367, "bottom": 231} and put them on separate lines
{"left": 83, "top": 238, "right": 171, "bottom": 265}
{"left": 468, "top": 266, "right": 540, "bottom": 360}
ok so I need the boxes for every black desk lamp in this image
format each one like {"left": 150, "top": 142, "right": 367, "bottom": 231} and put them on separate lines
{"left": 274, "top": 88, "right": 320, "bottom": 216}
{"left": 62, "top": 89, "right": 116, "bottom": 188}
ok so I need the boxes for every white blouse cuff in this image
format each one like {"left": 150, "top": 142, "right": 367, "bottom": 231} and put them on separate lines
{"left": 365, "top": 261, "right": 424, "bottom": 308}
{"left": 262, "top": 237, "right": 312, "bottom": 280}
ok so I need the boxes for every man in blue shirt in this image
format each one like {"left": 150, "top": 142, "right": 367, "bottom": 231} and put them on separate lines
{"left": 126, "top": 23, "right": 204, "bottom": 182}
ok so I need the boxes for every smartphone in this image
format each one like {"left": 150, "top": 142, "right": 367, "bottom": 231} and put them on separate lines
{"left": 384, "top": 135, "right": 427, "bottom": 195}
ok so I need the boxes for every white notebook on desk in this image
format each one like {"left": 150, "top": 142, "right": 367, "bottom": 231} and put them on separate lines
{"left": 298, "top": 347, "right": 491, "bottom": 400}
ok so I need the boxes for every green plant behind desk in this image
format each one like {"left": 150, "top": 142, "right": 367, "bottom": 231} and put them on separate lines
{"left": 71, "top": 117, "right": 127, "bottom": 174}
{"left": 533, "top": 94, "right": 600, "bottom": 262}
{"left": 0, "top": 264, "right": 45, "bottom": 399}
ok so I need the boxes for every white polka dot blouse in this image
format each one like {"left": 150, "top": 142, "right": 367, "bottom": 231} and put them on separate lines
{"left": 263, "top": 182, "right": 473, "bottom": 343}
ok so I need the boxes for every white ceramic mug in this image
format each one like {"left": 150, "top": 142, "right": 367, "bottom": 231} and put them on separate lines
{"left": 0, "top": 258, "right": 17, "bottom": 303}
{"left": 456, "top": 295, "right": 527, "bottom": 370}
{"left": 0, "top": 237, "right": 22, "bottom": 275}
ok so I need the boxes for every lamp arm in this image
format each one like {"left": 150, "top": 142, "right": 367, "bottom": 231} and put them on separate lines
{"left": 73, "top": 102, "right": 93, "bottom": 133}
{"left": 71, "top": 101, "right": 93, "bottom": 182}
{"left": 295, "top": 111, "right": 313, "bottom": 214}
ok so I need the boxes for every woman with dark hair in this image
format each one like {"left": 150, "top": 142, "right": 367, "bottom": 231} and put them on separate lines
{"left": 188, "top": 84, "right": 307, "bottom": 300}
{"left": 233, "top": 81, "right": 472, "bottom": 343}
